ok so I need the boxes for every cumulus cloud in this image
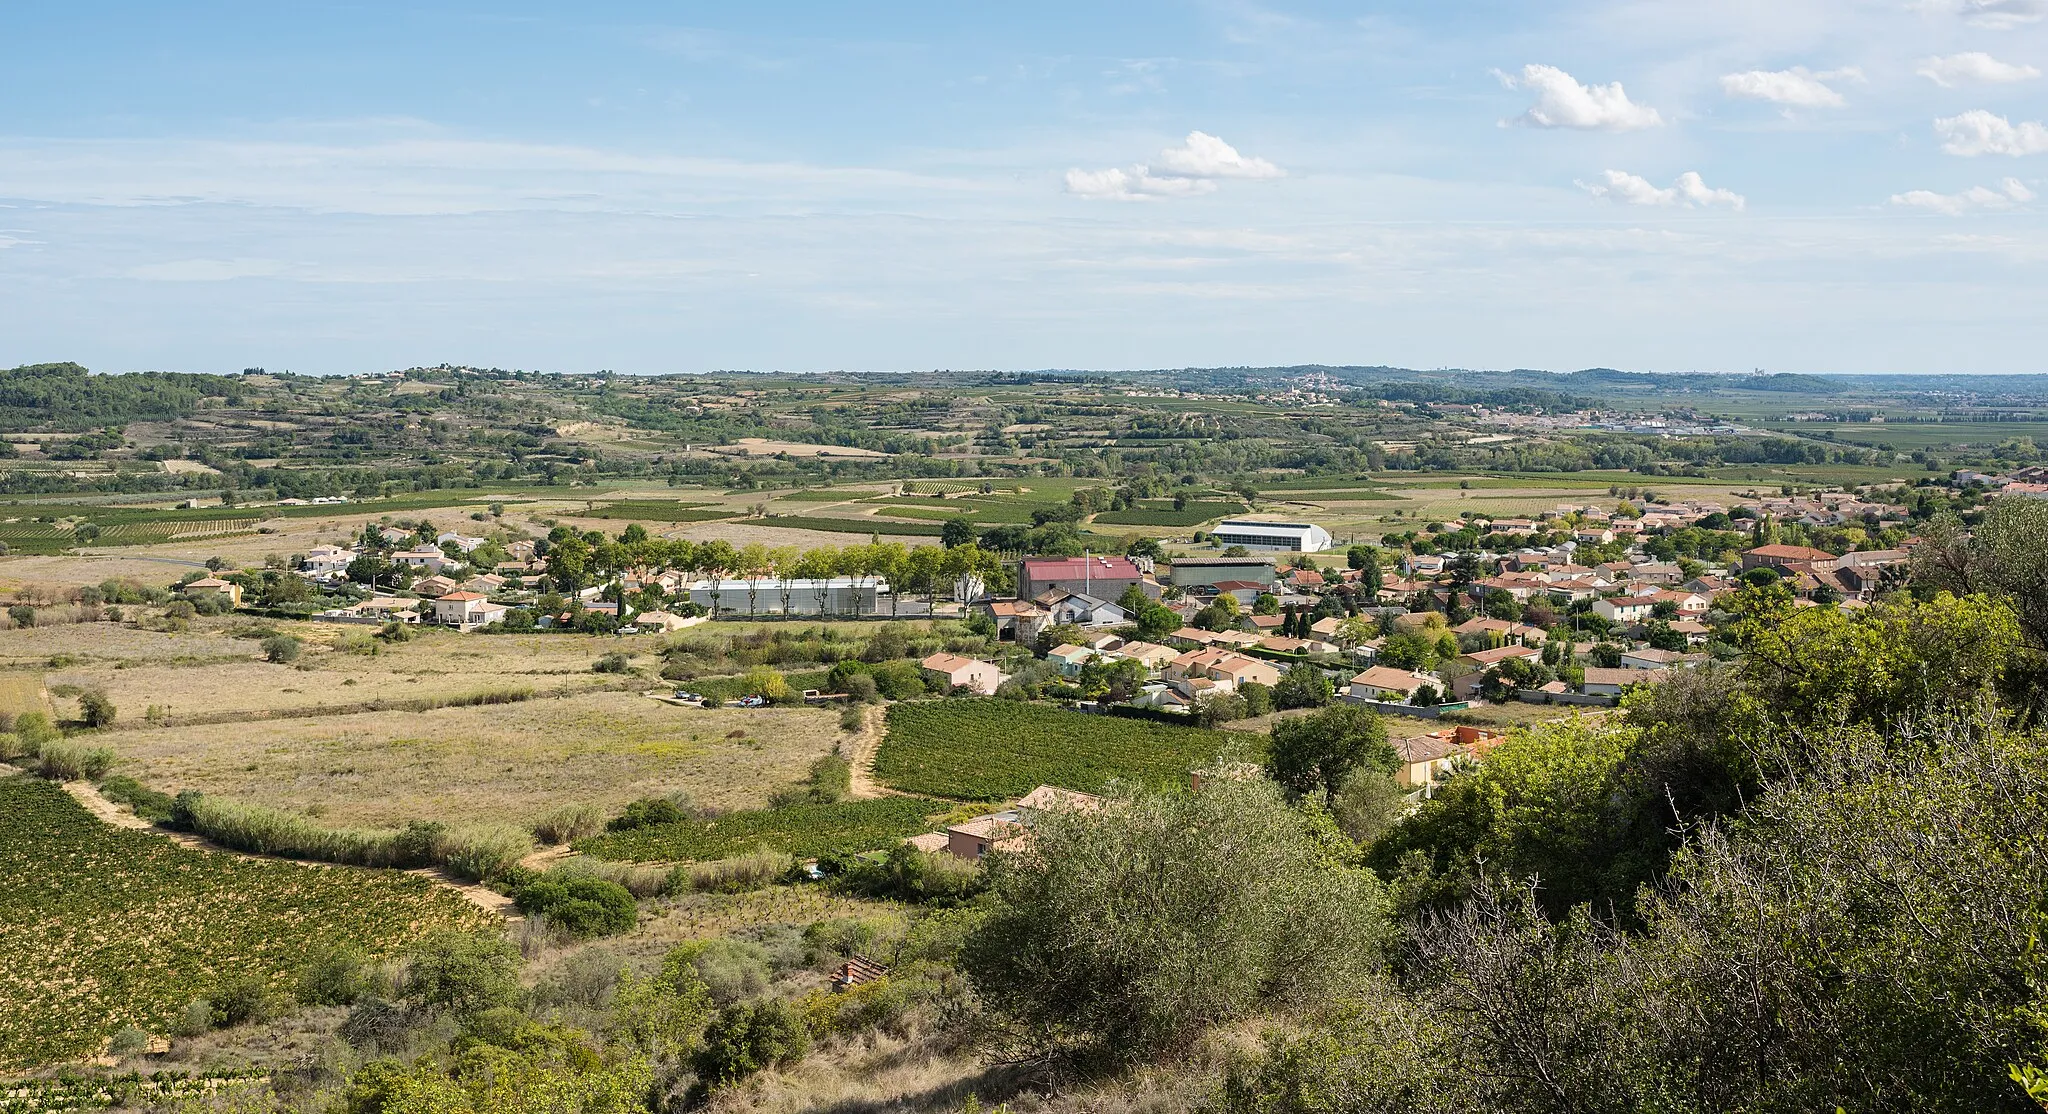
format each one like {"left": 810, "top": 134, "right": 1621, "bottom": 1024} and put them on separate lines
{"left": 1891, "top": 178, "right": 2036, "bottom": 213}
{"left": 1936, "top": 110, "right": 2048, "bottom": 156}
{"left": 1579, "top": 170, "right": 1746, "bottom": 209}
{"left": 1152, "top": 131, "right": 1284, "bottom": 180}
{"left": 1917, "top": 52, "right": 2042, "bottom": 86}
{"left": 1499, "top": 64, "right": 1663, "bottom": 131}
{"left": 1065, "top": 131, "right": 1282, "bottom": 201}
{"left": 1719, "top": 67, "right": 1861, "bottom": 108}
{"left": 1917, "top": 0, "right": 2048, "bottom": 28}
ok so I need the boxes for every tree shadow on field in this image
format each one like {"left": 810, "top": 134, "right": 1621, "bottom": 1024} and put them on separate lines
{"left": 807, "top": 1061, "right": 1045, "bottom": 1114}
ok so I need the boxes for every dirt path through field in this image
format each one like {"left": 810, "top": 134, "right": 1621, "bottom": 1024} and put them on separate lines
{"left": 61, "top": 779, "right": 517, "bottom": 918}
{"left": 843, "top": 704, "right": 891, "bottom": 799}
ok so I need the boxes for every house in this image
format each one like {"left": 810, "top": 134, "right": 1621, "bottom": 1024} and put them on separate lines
{"left": 1206, "top": 580, "right": 1270, "bottom": 607}
{"left": 1286, "top": 568, "right": 1326, "bottom": 590}
{"left": 982, "top": 599, "right": 1051, "bottom": 643}
{"left": 1451, "top": 644, "right": 1545, "bottom": 700}
{"left": 299, "top": 545, "right": 358, "bottom": 580}
{"left": 357, "top": 597, "right": 420, "bottom": 621}
{"left": 431, "top": 591, "right": 510, "bottom": 631}
{"left": 392, "top": 547, "right": 450, "bottom": 574}
{"left": 1033, "top": 588, "right": 1128, "bottom": 629}
{"left": 1583, "top": 666, "right": 1666, "bottom": 697}
{"left": 1592, "top": 594, "right": 1658, "bottom": 625}
{"left": 1348, "top": 666, "right": 1442, "bottom": 703}
{"left": 1669, "top": 619, "right": 1712, "bottom": 645}
{"left": 1168, "top": 648, "right": 1283, "bottom": 691}
{"left": 1742, "top": 544, "right": 1840, "bottom": 574}
{"left": 1402, "top": 554, "right": 1448, "bottom": 577}
{"left": 1211, "top": 519, "right": 1334, "bottom": 554}
{"left": 461, "top": 573, "right": 508, "bottom": 595}
{"left": 436, "top": 532, "right": 486, "bottom": 554}
{"left": 1619, "top": 647, "right": 1706, "bottom": 671}
{"left": 921, "top": 652, "right": 1007, "bottom": 696}
{"left": 181, "top": 577, "right": 242, "bottom": 607}
{"left": 377, "top": 526, "right": 414, "bottom": 546}
{"left": 1394, "top": 725, "right": 1509, "bottom": 791}
{"left": 1045, "top": 644, "right": 1098, "bottom": 678}
{"left": 1649, "top": 590, "right": 1711, "bottom": 616}
{"left": 1248, "top": 614, "right": 1286, "bottom": 632}
{"left": 1486, "top": 518, "right": 1538, "bottom": 534}
{"left": 411, "top": 575, "right": 459, "bottom": 598}
{"left": 1018, "top": 556, "right": 1143, "bottom": 602}
{"left": 936, "top": 785, "right": 1105, "bottom": 861}
{"left": 1110, "top": 641, "right": 1177, "bottom": 671}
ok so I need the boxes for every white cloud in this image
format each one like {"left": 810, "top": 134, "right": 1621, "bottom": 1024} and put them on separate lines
{"left": 1719, "top": 67, "right": 1860, "bottom": 108}
{"left": 1151, "top": 131, "right": 1284, "bottom": 180}
{"left": 1917, "top": 0, "right": 2048, "bottom": 28}
{"left": 1890, "top": 178, "right": 2036, "bottom": 214}
{"left": 1499, "top": 64, "right": 1663, "bottom": 131}
{"left": 1916, "top": 53, "right": 2042, "bottom": 86}
{"left": 1063, "top": 167, "right": 1219, "bottom": 201}
{"left": 1064, "top": 132, "right": 1281, "bottom": 200}
{"left": 1580, "top": 170, "right": 1746, "bottom": 210}
{"left": 1935, "top": 110, "right": 2048, "bottom": 156}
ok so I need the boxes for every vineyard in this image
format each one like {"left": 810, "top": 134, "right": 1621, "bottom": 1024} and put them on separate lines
{"left": 874, "top": 700, "right": 1234, "bottom": 800}
{"left": 754, "top": 515, "right": 944, "bottom": 537}
{"left": 1092, "top": 500, "right": 1247, "bottom": 527}
{"left": 0, "top": 776, "right": 488, "bottom": 1070}
{"left": 575, "top": 796, "right": 947, "bottom": 863}
{"left": 580, "top": 501, "right": 734, "bottom": 523}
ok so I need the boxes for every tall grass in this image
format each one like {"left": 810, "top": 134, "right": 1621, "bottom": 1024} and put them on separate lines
{"left": 531, "top": 803, "right": 605, "bottom": 845}
{"left": 685, "top": 849, "right": 795, "bottom": 893}
{"left": 36, "top": 740, "right": 115, "bottom": 781}
{"left": 438, "top": 825, "right": 533, "bottom": 882}
{"left": 548, "top": 855, "right": 674, "bottom": 898}
{"left": 179, "top": 795, "right": 533, "bottom": 880}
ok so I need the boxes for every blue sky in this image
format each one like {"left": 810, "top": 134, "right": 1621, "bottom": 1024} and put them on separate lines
{"left": 1, "top": 0, "right": 2045, "bottom": 376}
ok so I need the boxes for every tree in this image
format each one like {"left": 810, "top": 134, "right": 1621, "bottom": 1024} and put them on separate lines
{"left": 1273, "top": 663, "right": 1335, "bottom": 710}
{"left": 964, "top": 773, "right": 1388, "bottom": 1066}
{"left": 940, "top": 516, "right": 977, "bottom": 548}
{"left": 1379, "top": 630, "right": 1438, "bottom": 671}
{"left": 401, "top": 931, "right": 523, "bottom": 1016}
{"left": 1915, "top": 501, "right": 2048, "bottom": 653}
{"left": 77, "top": 688, "right": 116, "bottom": 728}
{"left": 1254, "top": 593, "right": 1281, "bottom": 616}
{"left": 693, "top": 998, "right": 810, "bottom": 1088}
{"left": 1267, "top": 703, "right": 1395, "bottom": 796}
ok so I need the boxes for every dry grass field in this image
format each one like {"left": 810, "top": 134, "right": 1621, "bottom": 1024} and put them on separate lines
{"left": 105, "top": 689, "right": 843, "bottom": 829}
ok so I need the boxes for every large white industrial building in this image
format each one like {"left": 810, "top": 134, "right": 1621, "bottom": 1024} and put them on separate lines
{"left": 1211, "top": 519, "right": 1334, "bottom": 554}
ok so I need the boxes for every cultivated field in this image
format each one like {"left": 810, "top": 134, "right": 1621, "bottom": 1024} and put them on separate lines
{"left": 0, "top": 775, "right": 485, "bottom": 1069}
{"left": 875, "top": 700, "right": 1237, "bottom": 800}
{"left": 102, "top": 690, "right": 844, "bottom": 830}
{"left": 576, "top": 796, "right": 950, "bottom": 863}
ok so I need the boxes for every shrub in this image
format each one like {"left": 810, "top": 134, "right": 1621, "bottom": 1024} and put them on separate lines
{"left": 532, "top": 803, "right": 605, "bottom": 845}
{"left": 98, "top": 774, "right": 175, "bottom": 822}
{"left": 208, "top": 972, "right": 276, "bottom": 1027}
{"left": 334, "top": 631, "right": 381, "bottom": 656}
{"left": 174, "top": 998, "right": 213, "bottom": 1038}
{"left": 840, "top": 703, "right": 867, "bottom": 732}
{"left": 608, "top": 797, "right": 684, "bottom": 832}
{"left": 693, "top": 998, "right": 811, "bottom": 1088}
{"left": 511, "top": 875, "right": 638, "bottom": 939}
{"left": 13, "top": 711, "right": 57, "bottom": 747}
{"left": 262, "top": 635, "right": 302, "bottom": 664}
{"left": 832, "top": 844, "right": 984, "bottom": 906}
{"left": 297, "top": 944, "right": 373, "bottom": 1006}
{"left": 106, "top": 1025, "right": 150, "bottom": 1058}
{"left": 37, "top": 741, "right": 115, "bottom": 782}
{"left": 0, "top": 733, "right": 23, "bottom": 761}
{"left": 673, "top": 938, "right": 772, "bottom": 1004}
{"left": 8, "top": 604, "right": 34, "bottom": 628}
{"left": 592, "top": 652, "right": 632, "bottom": 674}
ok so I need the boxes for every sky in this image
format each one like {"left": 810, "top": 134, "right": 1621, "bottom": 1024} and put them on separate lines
{"left": 1, "top": 0, "right": 2045, "bottom": 376}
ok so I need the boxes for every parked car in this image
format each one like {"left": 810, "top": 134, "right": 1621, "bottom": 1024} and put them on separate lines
{"left": 734, "top": 694, "right": 767, "bottom": 708}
